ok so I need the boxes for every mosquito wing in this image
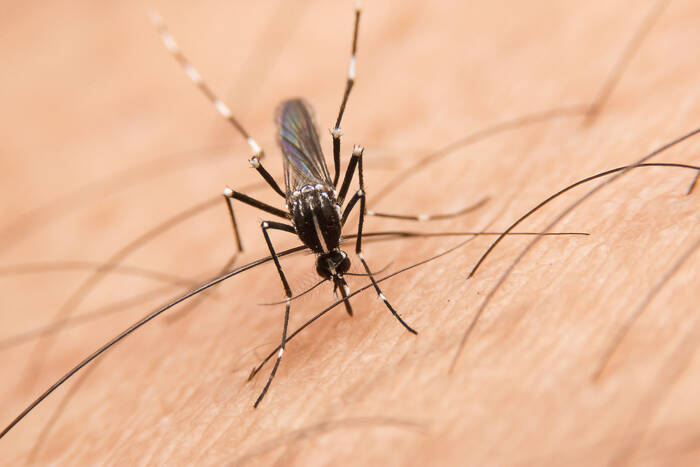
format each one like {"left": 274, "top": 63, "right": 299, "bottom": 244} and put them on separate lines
{"left": 276, "top": 99, "right": 333, "bottom": 195}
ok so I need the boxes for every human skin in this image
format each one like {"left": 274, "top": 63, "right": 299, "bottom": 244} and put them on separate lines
{"left": 1, "top": 0, "right": 699, "bottom": 465}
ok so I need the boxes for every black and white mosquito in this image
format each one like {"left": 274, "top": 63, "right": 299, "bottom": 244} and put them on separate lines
{"left": 151, "top": 3, "right": 422, "bottom": 407}
{"left": 2, "top": 1, "right": 509, "bottom": 439}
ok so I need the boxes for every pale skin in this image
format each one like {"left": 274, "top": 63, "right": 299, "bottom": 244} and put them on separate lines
{"left": 1, "top": 0, "right": 699, "bottom": 465}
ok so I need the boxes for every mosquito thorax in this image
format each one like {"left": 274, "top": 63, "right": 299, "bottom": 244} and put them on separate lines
{"left": 315, "top": 249, "right": 351, "bottom": 279}
{"left": 288, "top": 183, "right": 343, "bottom": 254}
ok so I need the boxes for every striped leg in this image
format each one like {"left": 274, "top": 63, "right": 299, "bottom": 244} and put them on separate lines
{"left": 255, "top": 221, "right": 297, "bottom": 407}
{"left": 366, "top": 197, "right": 490, "bottom": 222}
{"left": 341, "top": 146, "right": 417, "bottom": 334}
{"left": 150, "top": 12, "right": 285, "bottom": 198}
{"left": 332, "top": 1, "right": 361, "bottom": 187}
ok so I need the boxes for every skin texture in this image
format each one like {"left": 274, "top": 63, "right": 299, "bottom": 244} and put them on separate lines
{"left": 1, "top": 0, "right": 699, "bottom": 465}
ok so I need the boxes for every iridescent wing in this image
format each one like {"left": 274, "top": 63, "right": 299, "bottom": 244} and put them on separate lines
{"left": 276, "top": 99, "right": 332, "bottom": 195}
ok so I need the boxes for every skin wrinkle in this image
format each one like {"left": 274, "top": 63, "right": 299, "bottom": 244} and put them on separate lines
{"left": 1, "top": 1, "right": 699, "bottom": 464}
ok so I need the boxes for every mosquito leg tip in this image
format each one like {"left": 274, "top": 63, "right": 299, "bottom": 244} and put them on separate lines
{"left": 398, "top": 318, "right": 417, "bottom": 334}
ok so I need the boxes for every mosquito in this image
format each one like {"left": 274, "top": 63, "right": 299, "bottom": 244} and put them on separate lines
{"left": 150, "top": 3, "right": 427, "bottom": 407}
{"left": 5, "top": 0, "right": 686, "bottom": 444}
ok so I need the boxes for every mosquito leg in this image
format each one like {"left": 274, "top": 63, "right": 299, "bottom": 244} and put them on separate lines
{"left": 223, "top": 188, "right": 289, "bottom": 220}
{"left": 343, "top": 146, "right": 417, "bottom": 334}
{"left": 219, "top": 191, "right": 243, "bottom": 251}
{"left": 167, "top": 186, "right": 286, "bottom": 323}
{"left": 150, "top": 12, "right": 285, "bottom": 197}
{"left": 366, "top": 197, "right": 489, "bottom": 222}
{"left": 331, "top": 1, "right": 361, "bottom": 187}
{"left": 254, "top": 220, "right": 297, "bottom": 407}
{"left": 248, "top": 156, "right": 285, "bottom": 197}
{"left": 338, "top": 145, "right": 362, "bottom": 207}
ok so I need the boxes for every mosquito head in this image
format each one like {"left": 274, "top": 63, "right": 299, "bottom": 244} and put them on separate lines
{"left": 316, "top": 249, "right": 351, "bottom": 279}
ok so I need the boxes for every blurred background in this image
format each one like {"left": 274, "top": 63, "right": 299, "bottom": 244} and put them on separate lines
{"left": 1, "top": 0, "right": 699, "bottom": 465}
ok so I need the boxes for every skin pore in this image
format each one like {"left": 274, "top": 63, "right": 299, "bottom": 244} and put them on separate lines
{"left": 1, "top": 0, "right": 699, "bottom": 465}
